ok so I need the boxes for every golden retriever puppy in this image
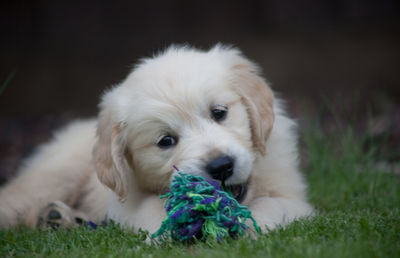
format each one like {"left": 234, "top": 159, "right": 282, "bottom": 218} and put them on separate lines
{"left": 0, "top": 45, "right": 312, "bottom": 234}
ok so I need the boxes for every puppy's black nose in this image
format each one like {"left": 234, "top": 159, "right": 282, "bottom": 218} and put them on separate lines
{"left": 206, "top": 155, "right": 234, "bottom": 182}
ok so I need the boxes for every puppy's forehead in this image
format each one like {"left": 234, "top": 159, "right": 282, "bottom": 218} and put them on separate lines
{"left": 121, "top": 51, "right": 240, "bottom": 125}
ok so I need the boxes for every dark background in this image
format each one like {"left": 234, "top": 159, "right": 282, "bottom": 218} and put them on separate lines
{"left": 1, "top": 0, "right": 399, "bottom": 182}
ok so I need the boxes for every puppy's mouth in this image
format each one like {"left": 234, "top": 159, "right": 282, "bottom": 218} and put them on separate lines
{"left": 223, "top": 182, "right": 248, "bottom": 203}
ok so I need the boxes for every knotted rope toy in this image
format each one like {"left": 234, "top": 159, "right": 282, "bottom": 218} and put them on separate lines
{"left": 152, "top": 167, "right": 260, "bottom": 243}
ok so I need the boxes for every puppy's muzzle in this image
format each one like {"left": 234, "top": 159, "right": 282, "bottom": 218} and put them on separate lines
{"left": 205, "top": 155, "right": 234, "bottom": 182}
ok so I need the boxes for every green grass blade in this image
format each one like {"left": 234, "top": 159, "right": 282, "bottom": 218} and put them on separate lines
{"left": 0, "top": 69, "right": 16, "bottom": 97}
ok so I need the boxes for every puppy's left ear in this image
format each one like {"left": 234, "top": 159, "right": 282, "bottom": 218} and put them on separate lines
{"left": 231, "top": 56, "right": 275, "bottom": 155}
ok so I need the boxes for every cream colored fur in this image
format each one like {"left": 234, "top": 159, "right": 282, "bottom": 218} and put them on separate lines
{"left": 0, "top": 45, "right": 312, "bottom": 233}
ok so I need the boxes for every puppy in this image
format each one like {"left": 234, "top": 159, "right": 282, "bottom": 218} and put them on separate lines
{"left": 0, "top": 45, "right": 312, "bottom": 234}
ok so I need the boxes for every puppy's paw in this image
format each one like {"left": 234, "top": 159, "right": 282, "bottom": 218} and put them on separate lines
{"left": 36, "top": 201, "right": 87, "bottom": 229}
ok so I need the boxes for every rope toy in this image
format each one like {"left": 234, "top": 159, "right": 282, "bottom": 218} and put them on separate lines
{"left": 152, "top": 167, "right": 260, "bottom": 242}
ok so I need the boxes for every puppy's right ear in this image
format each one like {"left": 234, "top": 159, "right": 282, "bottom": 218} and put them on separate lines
{"left": 93, "top": 107, "right": 130, "bottom": 202}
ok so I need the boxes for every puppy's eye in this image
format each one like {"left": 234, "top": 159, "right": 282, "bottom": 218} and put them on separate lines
{"left": 211, "top": 106, "right": 228, "bottom": 122}
{"left": 157, "top": 135, "right": 177, "bottom": 149}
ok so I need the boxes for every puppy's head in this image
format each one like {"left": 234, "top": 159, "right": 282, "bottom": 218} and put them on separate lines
{"left": 93, "top": 45, "right": 274, "bottom": 202}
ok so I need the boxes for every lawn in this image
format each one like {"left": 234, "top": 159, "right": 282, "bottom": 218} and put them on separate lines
{"left": 1, "top": 126, "right": 399, "bottom": 258}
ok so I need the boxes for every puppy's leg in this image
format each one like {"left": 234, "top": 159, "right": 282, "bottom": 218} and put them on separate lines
{"left": 0, "top": 120, "right": 97, "bottom": 229}
{"left": 248, "top": 197, "right": 313, "bottom": 232}
{"left": 0, "top": 164, "right": 92, "bottom": 228}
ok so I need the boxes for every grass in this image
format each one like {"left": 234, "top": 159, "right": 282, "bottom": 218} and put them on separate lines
{"left": 1, "top": 125, "right": 399, "bottom": 257}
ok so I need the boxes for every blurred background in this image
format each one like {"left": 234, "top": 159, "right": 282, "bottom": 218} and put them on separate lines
{"left": 1, "top": 0, "right": 399, "bottom": 183}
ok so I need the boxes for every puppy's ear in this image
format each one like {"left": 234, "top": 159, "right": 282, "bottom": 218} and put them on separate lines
{"left": 93, "top": 108, "right": 130, "bottom": 202}
{"left": 232, "top": 59, "right": 275, "bottom": 155}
